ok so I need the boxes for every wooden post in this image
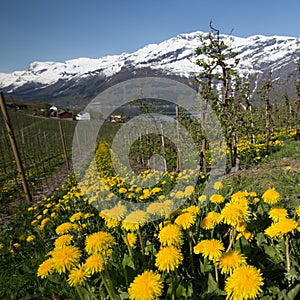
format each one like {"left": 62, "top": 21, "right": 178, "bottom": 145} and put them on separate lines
{"left": 74, "top": 126, "right": 81, "bottom": 156}
{"left": 160, "top": 123, "right": 167, "bottom": 172}
{"left": 58, "top": 119, "right": 70, "bottom": 170}
{"left": 200, "top": 139, "right": 207, "bottom": 173}
{"left": 175, "top": 106, "right": 182, "bottom": 172}
{"left": 0, "top": 92, "right": 32, "bottom": 202}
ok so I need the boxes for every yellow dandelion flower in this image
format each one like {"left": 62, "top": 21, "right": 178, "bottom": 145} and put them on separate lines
{"left": 220, "top": 202, "right": 249, "bottom": 227}
{"left": 201, "top": 212, "right": 221, "bottom": 230}
{"left": 124, "top": 233, "right": 137, "bottom": 247}
{"left": 26, "top": 235, "right": 35, "bottom": 243}
{"left": 193, "top": 239, "right": 224, "bottom": 261}
{"left": 158, "top": 220, "right": 172, "bottom": 230}
{"left": 198, "top": 195, "right": 207, "bottom": 202}
{"left": 147, "top": 202, "right": 171, "bottom": 216}
{"left": 262, "top": 188, "right": 280, "bottom": 205}
{"left": 231, "top": 191, "right": 249, "bottom": 201}
{"left": 184, "top": 185, "right": 194, "bottom": 196}
{"left": 84, "top": 213, "right": 94, "bottom": 219}
{"left": 241, "top": 230, "right": 254, "bottom": 241}
{"left": 19, "top": 234, "right": 25, "bottom": 241}
{"left": 265, "top": 218, "right": 298, "bottom": 238}
{"left": 100, "top": 202, "right": 127, "bottom": 221}
{"left": 122, "top": 210, "right": 148, "bottom": 232}
{"left": 213, "top": 181, "right": 223, "bottom": 190}
{"left": 13, "top": 243, "right": 20, "bottom": 248}
{"left": 158, "top": 224, "right": 182, "bottom": 247}
{"left": 69, "top": 212, "right": 84, "bottom": 222}
{"left": 54, "top": 234, "right": 73, "bottom": 248}
{"left": 225, "top": 265, "right": 264, "bottom": 300}
{"left": 119, "top": 187, "right": 127, "bottom": 194}
{"left": 175, "top": 191, "right": 185, "bottom": 199}
{"left": 230, "top": 195, "right": 249, "bottom": 209}
{"left": 217, "top": 250, "right": 247, "bottom": 274}
{"left": 105, "top": 218, "right": 120, "bottom": 228}
{"left": 67, "top": 264, "right": 91, "bottom": 287}
{"left": 31, "top": 219, "right": 38, "bottom": 226}
{"left": 253, "top": 197, "right": 260, "bottom": 203}
{"left": 210, "top": 194, "right": 225, "bottom": 204}
{"left": 155, "top": 246, "right": 183, "bottom": 272}
{"left": 174, "top": 212, "right": 196, "bottom": 230}
{"left": 264, "top": 224, "right": 279, "bottom": 239}
{"left": 128, "top": 270, "right": 163, "bottom": 300}
{"left": 0, "top": 243, "right": 3, "bottom": 250}
{"left": 151, "top": 187, "right": 162, "bottom": 195}
{"left": 135, "top": 187, "right": 142, "bottom": 193}
{"left": 182, "top": 205, "right": 200, "bottom": 215}
{"left": 236, "top": 221, "right": 247, "bottom": 233}
{"left": 39, "top": 218, "right": 51, "bottom": 231}
{"left": 236, "top": 230, "right": 254, "bottom": 242}
{"left": 268, "top": 207, "right": 288, "bottom": 222}
{"left": 127, "top": 193, "right": 134, "bottom": 199}
{"left": 140, "top": 189, "right": 150, "bottom": 200}
{"left": 84, "top": 254, "right": 104, "bottom": 274}
{"left": 51, "top": 246, "right": 81, "bottom": 274}
{"left": 296, "top": 205, "right": 300, "bottom": 217}
{"left": 37, "top": 258, "right": 53, "bottom": 278}
{"left": 85, "top": 231, "right": 115, "bottom": 255}
{"left": 55, "top": 222, "right": 76, "bottom": 235}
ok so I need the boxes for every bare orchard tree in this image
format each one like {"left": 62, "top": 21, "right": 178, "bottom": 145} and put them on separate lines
{"left": 295, "top": 59, "right": 300, "bottom": 131}
{"left": 258, "top": 70, "right": 273, "bottom": 147}
{"left": 194, "top": 21, "right": 241, "bottom": 169}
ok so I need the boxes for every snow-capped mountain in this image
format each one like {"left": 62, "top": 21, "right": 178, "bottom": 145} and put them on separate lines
{"left": 0, "top": 31, "right": 299, "bottom": 108}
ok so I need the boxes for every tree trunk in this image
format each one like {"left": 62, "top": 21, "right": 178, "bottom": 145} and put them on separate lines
{"left": 284, "top": 94, "right": 290, "bottom": 135}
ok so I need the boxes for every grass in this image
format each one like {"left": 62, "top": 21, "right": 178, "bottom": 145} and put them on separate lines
{"left": 224, "top": 139, "right": 300, "bottom": 198}
{"left": 0, "top": 136, "right": 299, "bottom": 299}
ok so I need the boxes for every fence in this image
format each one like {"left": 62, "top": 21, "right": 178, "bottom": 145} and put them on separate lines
{"left": 0, "top": 93, "right": 76, "bottom": 222}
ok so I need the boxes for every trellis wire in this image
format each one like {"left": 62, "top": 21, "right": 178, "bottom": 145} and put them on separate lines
{"left": 0, "top": 102, "right": 75, "bottom": 206}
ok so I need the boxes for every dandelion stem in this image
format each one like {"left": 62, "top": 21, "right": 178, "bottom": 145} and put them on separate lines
{"left": 122, "top": 229, "right": 134, "bottom": 259}
{"left": 285, "top": 235, "right": 291, "bottom": 288}
{"left": 171, "top": 272, "right": 176, "bottom": 300}
{"left": 188, "top": 229, "right": 195, "bottom": 273}
{"left": 214, "top": 264, "right": 219, "bottom": 289}
{"left": 75, "top": 286, "right": 85, "bottom": 300}
{"left": 226, "top": 227, "right": 236, "bottom": 252}
{"left": 101, "top": 272, "right": 118, "bottom": 300}
{"left": 100, "top": 254, "right": 118, "bottom": 300}
{"left": 138, "top": 226, "right": 145, "bottom": 260}
{"left": 86, "top": 282, "right": 98, "bottom": 300}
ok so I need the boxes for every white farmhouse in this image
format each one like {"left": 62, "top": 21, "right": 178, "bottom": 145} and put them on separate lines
{"left": 76, "top": 112, "right": 91, "bottom": 121}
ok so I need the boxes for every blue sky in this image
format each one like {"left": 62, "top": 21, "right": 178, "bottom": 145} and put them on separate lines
{"left": 1, "top": 0, "right": 299, "bottom": 73}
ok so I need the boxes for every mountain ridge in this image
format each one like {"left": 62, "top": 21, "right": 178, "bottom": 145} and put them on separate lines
{"left": 1, "top": 31, "right": 299, "bottom": 108}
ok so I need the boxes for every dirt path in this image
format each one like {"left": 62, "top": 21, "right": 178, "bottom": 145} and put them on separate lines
{"left": 0, "top": 168, "right": 72, "bottom": 226}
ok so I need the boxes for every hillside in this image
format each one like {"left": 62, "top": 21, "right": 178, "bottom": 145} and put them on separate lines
{"left": 0, "top": 31, "right": 299, "bottom": 108}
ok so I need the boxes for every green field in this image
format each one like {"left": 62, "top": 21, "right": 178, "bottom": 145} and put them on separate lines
{"left": 0, "top": 119, "right": 299, "bottom": 299}
{"left": 0, "top": 109, "right": 76, "bottom": 206}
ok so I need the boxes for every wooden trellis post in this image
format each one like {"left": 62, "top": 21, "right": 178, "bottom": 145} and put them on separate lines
{"left": 0, "top": 92, "right": 32, "bottom": 202}
{"left": 58, "top": 119, "right": 70, "bottom": 170}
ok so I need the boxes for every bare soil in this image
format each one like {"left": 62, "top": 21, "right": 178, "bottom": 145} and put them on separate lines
{"left": 0, "top": 168, "right": 72, "bottom": 226}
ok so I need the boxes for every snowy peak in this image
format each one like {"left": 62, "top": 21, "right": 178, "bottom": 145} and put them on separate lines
{"left": 0, "top": 31, "right": 299, "bottom": 105}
